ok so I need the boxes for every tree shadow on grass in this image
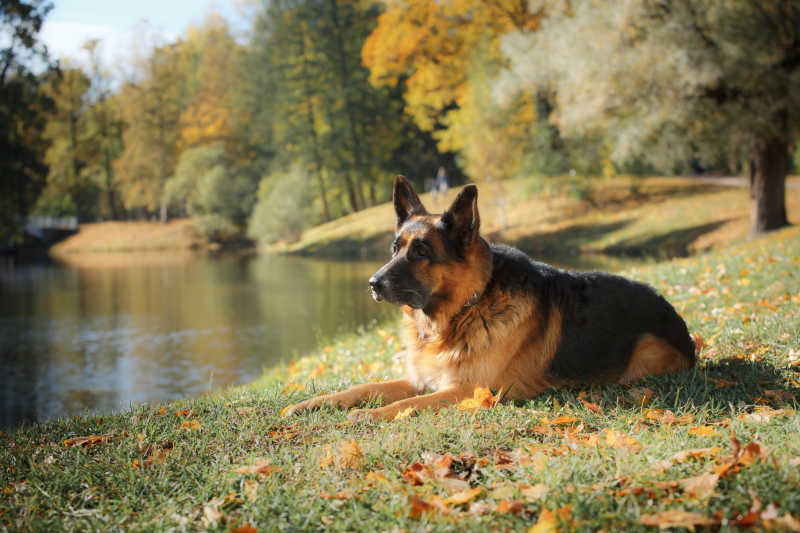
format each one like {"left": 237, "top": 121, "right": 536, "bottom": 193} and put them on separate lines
{"left": 535, "top": 358, "right": 799, "bottom": 414}
{"left": 501, "top": 220, "right": 635, "bottom": 257}
{"left": 602, "top": 219, "right": 733, "bottom": 259}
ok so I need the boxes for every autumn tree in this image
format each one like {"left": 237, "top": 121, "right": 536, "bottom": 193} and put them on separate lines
{"left": 363, "top": 0, "right": 544, "bottom": 180}
{"left": 501, "top": 0, "right": 799, "bottom": 234}
{"left": 0, "top": 0, "right": 55, "bottom": 241}
{"left": 114, "top": 35, "right": 186, "bottom": 222}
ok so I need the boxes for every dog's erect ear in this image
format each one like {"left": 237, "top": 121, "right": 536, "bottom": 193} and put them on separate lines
{"left": 393, "top": 175, "right": 427, "bottom": 230}
{"left": 441, "top": 184, "right": 479, "bottom": 252}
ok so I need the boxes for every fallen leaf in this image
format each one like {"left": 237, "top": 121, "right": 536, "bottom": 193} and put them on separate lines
{"left": 393, "top": 407, "right": 415, "bottom": 420}
{"left": 242, "top": 479, "right": 258, "bottom": 502}
{"left": 688, "top": 425, "right": 718, "bottom": 437}
{"left": 678, "top": 472, "right": 719, "bottom": 500}
{"left": 442, "top": 487, "right": 482, "bottom": 505}
{"left": 202, "top": 505, "right": 223, "bottom": 527}
{"left": 230, "top": 525, "right": 257, "bottom": 533}
{"left": 497, "top": 500, "right": 524, "bottom": 514}
{"left": 230, "top": 459, "right": 280, "bottom": 477}
{"left": 578, "top": 398, "right": 602, "bottom": 414}
{"left": 737, "top": 406, "right": 791, "bottom": 424}
{"left": 604, "top": 429, "right": 641, "bottom": 452}
{"left": 652, "top": 447, "right": 721, "bottom": 472}
{"left": 457, "top": 387, "right": 501, "bottom": 411}
{"left": 408, "top": 495, "right": 448, "bottom": 518}
{"left": 63, "top": 434, "right": 114, "bottom": 448}
{"left": 639, "top": 510, "right": 719, "bottom": 528}
{"left": 528, "top": 508, "right": 559, "bottom": 533}
{"left": 519, "top": 483, "right": 548, "bottom": 501}
{"left": 337, "top": 440, "right": 363, "bottom": 469}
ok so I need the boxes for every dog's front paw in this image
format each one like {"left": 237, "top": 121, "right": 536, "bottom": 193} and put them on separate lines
{"left": 281, "top": 397, "right": 323, "bottom": 418}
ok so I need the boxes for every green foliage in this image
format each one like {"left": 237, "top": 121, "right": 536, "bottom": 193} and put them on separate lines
{"left": 164, "top": 142, "right": 259, "bottom": 238}
{"left": 248, "top": 164, "right": 317, "bottom": 245}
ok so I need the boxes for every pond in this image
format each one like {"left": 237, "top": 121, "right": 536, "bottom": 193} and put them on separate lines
{"left": 0, "top": 249, "right": 649, "bottom": 428}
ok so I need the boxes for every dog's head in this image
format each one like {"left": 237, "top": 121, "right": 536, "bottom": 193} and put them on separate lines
{"left": 369, "top": 176, "right": 491, "bottom": 315}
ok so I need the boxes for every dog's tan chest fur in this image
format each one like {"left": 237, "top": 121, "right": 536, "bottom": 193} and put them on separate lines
{"left": 402, "top": 289, "right": 558, "bottom": 397}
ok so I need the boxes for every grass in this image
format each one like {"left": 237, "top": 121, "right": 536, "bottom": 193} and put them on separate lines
{"left": 2, "top": 224, "right": 799, "bottom": 531}
{"left": 282, "top": 175, "right": 800, "bottom": 261}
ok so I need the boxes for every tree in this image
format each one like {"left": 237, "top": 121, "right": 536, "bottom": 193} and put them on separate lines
{"left": 38, "top": 66, "right": 97, "bottom": 219}
{"left": 363, "top": 0, "right": 544, "bottom": 180}
{"left": 114, "top": 35, "right": 186, "bottom": 222}
{"left": 501, "top": 0, "right": 798, "bottom": 234}
{"left": 0, "top": 0, "right": 55, "bottom": 241}
{"left": 82, "top": 40, "right": 124, "bottom": 220}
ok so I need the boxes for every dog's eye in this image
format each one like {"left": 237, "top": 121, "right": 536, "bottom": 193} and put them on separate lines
{"left": 391, "top": 242, "right": 399, "bottom": 256}
{"left": 412, "top": 241, "right": 429, "bottom": 259}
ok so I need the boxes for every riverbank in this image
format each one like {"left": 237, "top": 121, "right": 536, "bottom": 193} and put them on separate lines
{"left": 280, "top": 175, "right": 800, "bottom": 260}
{"left": 49, "top": 219, "right": 254, "bottom": 256}
{"left": 2, "top": 225, "right": 799, "bottom": 530}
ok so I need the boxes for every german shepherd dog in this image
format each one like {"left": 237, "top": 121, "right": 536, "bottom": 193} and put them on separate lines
{"left": 283, "top": 176, "right": 695, "bottom": 420}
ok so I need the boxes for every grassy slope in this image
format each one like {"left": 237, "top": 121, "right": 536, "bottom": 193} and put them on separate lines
{"left": 3, "top": 225, "right": 799, "bottom": 531}
{"left": 283, "top": 176, "right": 800, "bottom": 261}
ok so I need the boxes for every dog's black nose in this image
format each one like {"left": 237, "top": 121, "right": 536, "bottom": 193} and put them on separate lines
{"left": 368, "top": 276, "right": 381, "bottom": 291}
{"left": 368, "top": 276, "right": 385, "bottom": 302}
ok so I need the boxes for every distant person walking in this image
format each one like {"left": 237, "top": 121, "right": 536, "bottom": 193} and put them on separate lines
{"left": 431, "top": 166, "right": 449, "bottom": 204}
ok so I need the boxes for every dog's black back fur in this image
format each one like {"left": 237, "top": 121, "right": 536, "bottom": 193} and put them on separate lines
{"left": 488, "top": 244, "right": 695, "bottom": 382}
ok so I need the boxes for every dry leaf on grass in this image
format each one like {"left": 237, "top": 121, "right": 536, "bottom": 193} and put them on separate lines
{"left": 528, "top": 508, "right": 559, "bottom": 533}
{"left": 442, "top": 487, "right": 482, "bottom": 505}
{"left": 457, "top": 387, "right": 502, "bottom": 411}
{"left": 639, "top": 509, "right": 719, "bottom": 529}
{"left": 63, "top": 434, "right": 115, "bottom": 448}
{"left": 230, "top": 459, "right": 280, "bottom": 477}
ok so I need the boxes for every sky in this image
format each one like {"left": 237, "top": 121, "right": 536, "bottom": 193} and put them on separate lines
{"left": 40, "top": 0, "right": 250, "bottom": 67}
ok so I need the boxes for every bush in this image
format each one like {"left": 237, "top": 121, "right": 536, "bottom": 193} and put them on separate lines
{"left": 248, "top": 164, "right": 316, "bottom": 245}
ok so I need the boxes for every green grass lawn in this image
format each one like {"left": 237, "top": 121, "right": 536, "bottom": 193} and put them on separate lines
{"left": 3, "top": 226, "right": 799, "bottom": 531}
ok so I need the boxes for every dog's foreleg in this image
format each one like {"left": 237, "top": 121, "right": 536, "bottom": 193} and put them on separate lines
{"left": 348, "top": 383, "right": 476, "bottom": 421}
{"left": 281, "top": 379, "right": 420, "bottom": 417}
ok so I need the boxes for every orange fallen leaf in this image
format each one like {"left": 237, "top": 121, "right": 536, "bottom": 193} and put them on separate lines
{"left": 639, "top": 509, "right": 719, "bottom": 528}
{"left": 63, "top": 434, "right": 113, "bottom": 448}
{"left": 578, "top": 398, "right": 602, "bottom": 414}
{"left": 230, "top": 460, "right": 280, "bottom": 477}
{"left": 497, "top": 500, "right": 524, "bottom": 514}
{"left": 457, "top": 387, "right": 501, "bottom": 411}
{"left": 230, "top": 525, "right": 257, "bottom": 533}
{"left": 688, "top": 425, "right": 718, "bottom": 437}
{"left": 408, "top": 495, "right": 448, "bottom": 518}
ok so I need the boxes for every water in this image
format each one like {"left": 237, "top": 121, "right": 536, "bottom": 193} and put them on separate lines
{"left": 0, "top": 249, "right": 649, "bottom": 428}
{"left": 0, "top": 252, "right": 393, "bottom": 428}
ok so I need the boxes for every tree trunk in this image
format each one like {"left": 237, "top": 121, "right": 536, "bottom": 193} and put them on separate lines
{"left": 750, "top": 135, "right": 789, "bottom": 235}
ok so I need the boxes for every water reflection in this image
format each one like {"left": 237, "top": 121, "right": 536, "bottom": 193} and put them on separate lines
{"left": 0, "top": 253, "right": 392, "bottom": 428}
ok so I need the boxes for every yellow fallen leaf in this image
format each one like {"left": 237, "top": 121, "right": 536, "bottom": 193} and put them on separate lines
{"left": 442, "top": 486, "right": 482, "bottom": 505}
{"left": 457, "top": 387, "right": 500, "bottom": 411}
{"left": 529, "top": 508, "right": 559, "bottom": 533}
{"left": 394, "top": 407, "right": 415, "bottom": 420}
